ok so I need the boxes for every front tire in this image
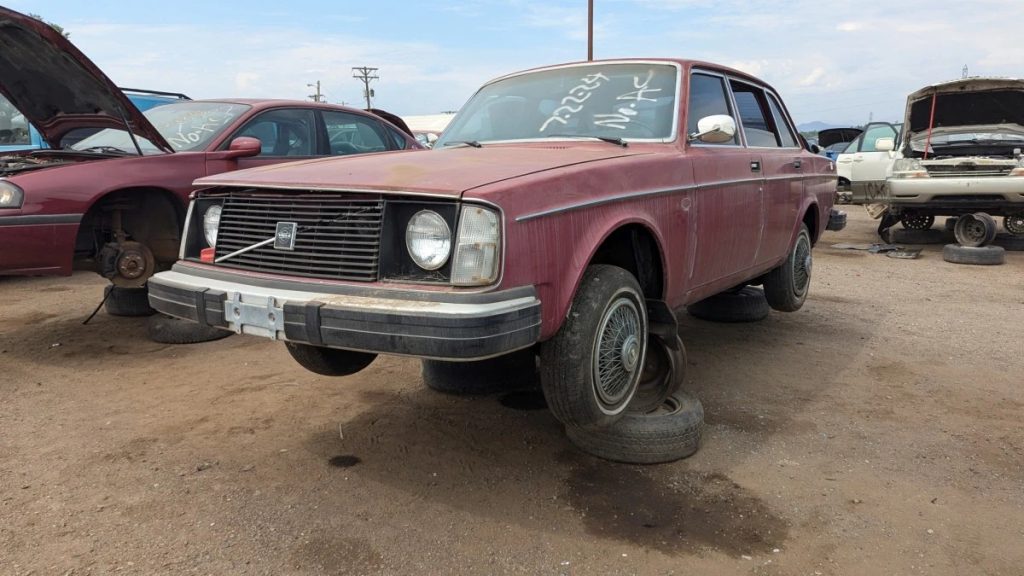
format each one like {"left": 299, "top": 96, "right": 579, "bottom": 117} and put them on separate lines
{"left": 763, "top": 224, "right": 812, "bottom": 312}
{"left": 540, "top": 265, "right": 647, "bottom": 429}
{"left": 285, "top": 343, "right": 377, "bottom": 376}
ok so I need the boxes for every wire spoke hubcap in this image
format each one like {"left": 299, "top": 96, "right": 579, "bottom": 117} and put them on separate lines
{"left": 792, "top": 234, "right": 811, "bottom": 296}
{"left": 593, "top": 297, "right": 643, "bottom": 409}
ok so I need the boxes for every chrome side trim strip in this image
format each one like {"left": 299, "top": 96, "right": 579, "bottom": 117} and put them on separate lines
{"left": 515, "top": 173, "right": 833, "bottom": 222}
{"left": 0, "top": 213, "right": 81, "bottom": 226}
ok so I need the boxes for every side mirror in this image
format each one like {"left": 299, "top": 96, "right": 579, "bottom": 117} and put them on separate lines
{"left": 809, "top": 143, "right": 822, "bottom": 154}
{"left": 689, "top": 114, "right": 737, "bottom": 144}
{"left": 220, "top": 136, "right": 262, "bottom": 159}
{"left": 875, "top": 137, "right": 894, "bottom": 152}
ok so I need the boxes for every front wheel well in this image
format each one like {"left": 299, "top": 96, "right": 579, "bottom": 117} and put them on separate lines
{"left": 75, "top": 187, "right": 186, "bottom": 265}
{"left": 587, "top": 224, "right": 664, "bottom": 300}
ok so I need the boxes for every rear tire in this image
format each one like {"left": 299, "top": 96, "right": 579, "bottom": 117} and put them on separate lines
{"left": 763, "top": 224, "right": 812, "bottom": 312}
{"left": 104, "top": 285, "right": 155, "bottom": 317}
{"left": 565, "top": 391, "right": 704, "bottom": 464}
{"left": 942, "top": 244, "right": 1005, "bottom": 266}
{"left": 686, "top": 286, "right": 770, "bottom": 323}
{"left": 994, "top": 233, "right": 1024, "bottom": 252}
{"left": 285, "top": 343, "right": 376, "bottom": 376}
{"left": 540, "top": 265, "right": 647, "bottom": 430}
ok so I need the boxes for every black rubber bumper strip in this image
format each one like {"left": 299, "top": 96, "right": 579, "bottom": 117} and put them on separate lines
{"left": 148, "top": 276, "right": 541, "bottom": 360}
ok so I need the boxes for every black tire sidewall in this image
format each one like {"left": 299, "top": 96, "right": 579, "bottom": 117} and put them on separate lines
{"left": 540, "top": 265, "right": 647, "bottom": 429}
{"left": 763, "top": 225, "right": 811, "bottom": 312}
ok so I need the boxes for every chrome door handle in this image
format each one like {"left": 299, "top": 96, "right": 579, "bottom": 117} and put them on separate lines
{"left": 793, "top": 159, "right": 802, "bottom": 169}
{"left": 750, "top": 160, "right": 761, "bottom": 172}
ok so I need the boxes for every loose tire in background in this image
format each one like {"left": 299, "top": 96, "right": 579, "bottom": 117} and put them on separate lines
{"left": 146, "top": 314, "right": 233, "bottom": 344}
{"left": 104, "top": 285, "right": 155, "bottom": 317}
{"left": 540, "top": 265, "right": 647, "bottom": 430}
{"left": 942, "top": 244, "right": 1005, "bottom": 266}
{"left": 954, "top": 213, "right": 997, "bottom": 247}
{"left": 763, "top": 224, "right": 812, "bottom": 312}
{"left": 285, "top": 342, "right": 376, "bottom": 376}
{"left": 1004, "top": 214, "right": 1024, "bottom": 236}
{"left": 900, "top": 213, "right": 935, "bottom": 231}
{"left": 565, "top": 391, "right": 704, "bottom": 464}
{"left": 994, "top": 233, "right": 1024, "bottom": 252}
{"left": 627, "top": 335, "right": 686, "bottom": 414}
{"left": 686, "top": 286, "right": 770, "bottom": 323}
{"left": 422, "top": 347, "right": 538, "bottom": 395}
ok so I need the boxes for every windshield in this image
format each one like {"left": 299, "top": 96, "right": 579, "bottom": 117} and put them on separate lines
{"left": 436, "top": 63, "right": 678, "bottom": 146}
{"left": 0, "top": 94, "right": 31, "bottom": 147}
{"left": 71, "top": 101, "right": 251, "bottom": 154}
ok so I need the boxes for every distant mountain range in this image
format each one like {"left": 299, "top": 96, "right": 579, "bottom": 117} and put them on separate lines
{"left": 796, "top": 121, "right": 845, "bottom": 133}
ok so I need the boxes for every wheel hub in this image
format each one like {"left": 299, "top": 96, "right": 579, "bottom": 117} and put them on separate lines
{"left": 111, "top": 241, "right": 155, "bottom": 287}
{"left": 621, "top": 335, "right": 640, "bottom": 373}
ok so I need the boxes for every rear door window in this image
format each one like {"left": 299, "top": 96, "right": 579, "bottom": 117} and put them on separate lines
{"left": 322, "top": 111, "right": 389, "bottom": 155}
{"left": 729, "top": 81, "right": 781, "bottom": 147}
{"left": 766, "top": 93, "right": 798, "bottom": 148}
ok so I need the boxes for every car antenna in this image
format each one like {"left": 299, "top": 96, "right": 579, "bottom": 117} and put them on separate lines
{"left": 115, "top": 105, "right": 146, "bottom": 156}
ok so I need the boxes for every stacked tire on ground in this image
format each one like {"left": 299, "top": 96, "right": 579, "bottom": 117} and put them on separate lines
{"left": 943, "top": 212, "right": 1008, "bottom": 266}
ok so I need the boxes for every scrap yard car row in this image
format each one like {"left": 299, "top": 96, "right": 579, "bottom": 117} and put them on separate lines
{"left": 1, "top": 5, "right": 1020, "bottom": 466}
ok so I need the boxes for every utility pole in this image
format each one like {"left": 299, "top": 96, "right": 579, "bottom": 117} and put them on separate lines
{"left": 587, "top": 0, "right": 593, "bottom": 61}
{"left": 352, "top": 67, "right": 379, "bottom": 110}
{"left": 307, "top": 81, "right": 324, "bottom": 103}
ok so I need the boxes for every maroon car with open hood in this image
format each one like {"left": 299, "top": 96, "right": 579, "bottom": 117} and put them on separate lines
{"left": 0, "top": 6, "right": 421, "bottom": 315}
{"left": 148, "top": 59, "right": 843, "bottom": 438}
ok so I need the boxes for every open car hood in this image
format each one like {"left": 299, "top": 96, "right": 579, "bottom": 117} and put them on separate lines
{"left": 0, "top": 7, "right": 172, "bottom": 152}
{"left": 904, "top": 77, "right": 1024, "bottom": 135}
{"left": 817, "top": 127, "right": 862, "bottom": 148}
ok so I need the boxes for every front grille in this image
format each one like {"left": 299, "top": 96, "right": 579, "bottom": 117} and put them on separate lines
{"left": 925, "top": 164, "right": 1013, "bottom": 178}
{"left": 213, "top": 191, "right": 384, "bottom": 281}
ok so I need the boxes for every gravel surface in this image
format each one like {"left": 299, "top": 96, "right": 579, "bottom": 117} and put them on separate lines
{"left": 1, "top": 208, "right": 1022, "bottom": 575}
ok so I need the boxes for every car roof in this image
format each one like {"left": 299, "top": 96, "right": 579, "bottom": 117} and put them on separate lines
{"left": 185, "top": 98, "right": 373, "bottom": 113}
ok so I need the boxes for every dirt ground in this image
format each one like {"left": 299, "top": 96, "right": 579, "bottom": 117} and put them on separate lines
{"left": 1, "top": 208, "right": 1022, "bottom": 576}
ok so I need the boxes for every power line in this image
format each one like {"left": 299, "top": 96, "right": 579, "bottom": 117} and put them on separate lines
{"left": 307, "top": 80, "right": 325, "bottom": 103}
{"left": 352, "top": 67, "right": 379, "bottom": 110}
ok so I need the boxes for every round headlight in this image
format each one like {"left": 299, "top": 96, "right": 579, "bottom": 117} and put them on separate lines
{"left": 406, "top": 210, "right": 451, "bottom": 270}
{"left": 203, "top": 204, "right": 222, "bottom": 247}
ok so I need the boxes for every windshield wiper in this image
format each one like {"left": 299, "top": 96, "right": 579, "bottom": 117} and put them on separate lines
{"left": 442, "top": 140, "right": 483, "bottom": 148}
{"left": 73, "top": 146, "right": 135, "bottom": 155}
{"left": 545, "top": 134, "right": 627, "bottom": 147}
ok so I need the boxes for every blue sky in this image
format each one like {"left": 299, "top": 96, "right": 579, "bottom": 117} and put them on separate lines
{"left": 13, "top": 1, "right": 1024, "bottom": 126}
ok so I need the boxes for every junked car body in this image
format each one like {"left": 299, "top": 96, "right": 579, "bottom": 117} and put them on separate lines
{"left": 148, "top": 58, "right": 842, "bottom": 434}
{"left": 0, "top": 7, "right": 422, "bottom": 290}
{"left": 883, "top": 78, "right": 1024, "bottom": 239}
{"left": 835, "top": 122, "right": 900, "bottom": 204}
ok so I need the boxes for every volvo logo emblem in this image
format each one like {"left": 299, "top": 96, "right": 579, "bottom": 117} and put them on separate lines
{"left": 274, "top": 222, "right": 298, "bottom": 251}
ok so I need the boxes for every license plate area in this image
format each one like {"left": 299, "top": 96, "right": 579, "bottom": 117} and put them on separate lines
{"left": 224, "top": 292, "right": 285, "bottom": 339}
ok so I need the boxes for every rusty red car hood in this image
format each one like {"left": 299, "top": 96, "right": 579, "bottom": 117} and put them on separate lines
{"left": 195, "top": 145, "right": 648, "bottom": 196}
{"left": 0, "top": 7, "right": 172, "bottom": 151}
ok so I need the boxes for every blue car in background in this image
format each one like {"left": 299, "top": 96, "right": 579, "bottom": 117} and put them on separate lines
{"left": 0, "top": 87, "right": 189, "bottom": 152}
